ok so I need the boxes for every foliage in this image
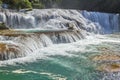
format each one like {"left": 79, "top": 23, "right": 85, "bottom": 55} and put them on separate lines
{"left": 0, "top": 0, "right": 2, "bottom": 4}
{"left": 1, "top": 0, "right": 32, "bottom": 10}
{"left": 18, "top": 0, "right": 32, "bottom": 9}
{"left": 0, "top": 0, "right": 61, "bottom": 9}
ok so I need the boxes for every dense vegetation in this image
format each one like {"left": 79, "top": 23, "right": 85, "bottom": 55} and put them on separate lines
{"left": 0, "top": 0, "right": 32, "bottom": 10}
{"left": 0, "top": 0, "right": 120, "bottom": 13}
{"left": 0, "top": 0, "right": 61, "bottom": 10}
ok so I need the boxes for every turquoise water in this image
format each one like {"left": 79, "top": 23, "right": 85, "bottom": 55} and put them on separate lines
{"left": 0, "top": 34, "right": 120, "bottom": 80}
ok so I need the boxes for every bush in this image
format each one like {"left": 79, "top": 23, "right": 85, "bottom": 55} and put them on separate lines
{"left": 1, "top": 0, "right": 32, "bottom": 10}
{"left": 18, "top": 0, "right": 32, "bottom": 9}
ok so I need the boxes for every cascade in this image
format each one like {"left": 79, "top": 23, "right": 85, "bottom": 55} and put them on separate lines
{"left": 0, "top": 11, "right": 35, "bottom": 28}
{"left": 82, "top": 11, "right": 120, "bottom": 33}
{"left": 0, "top": 9, "right": 102, "bottom": 33}
{"left": 0, "top": 30, "right": 82, "bottom": 60}
{"left": 0, "top": 9, "right": 119, "bottom": 60}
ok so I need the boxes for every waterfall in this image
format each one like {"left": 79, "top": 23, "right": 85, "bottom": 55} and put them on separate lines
{"left": 0, "top": 9, "right": 102, "bottom": 34}
{"left": 27, "top": 9, "right": 103, "bottom": 33}
{"left": 82, "top": 11, "right": 120, "bottom": 33}
{"left": 0, "top": 9, "right": 119, "bottom": 33}
{"left": 0, "top": 11, "right": 36, "bottom": 29}
{"left": 0, "top": 9, "right": 119, "bottom": 60}
{"left": 0, "top": 30, "right": 83, "bottom": 60}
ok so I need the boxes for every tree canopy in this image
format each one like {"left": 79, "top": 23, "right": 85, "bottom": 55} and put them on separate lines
{"left": 0, "top": 0, "right": 32, "bottom": 9}
{"left": 0, "top": 0, "right": 61, "bottom": 10}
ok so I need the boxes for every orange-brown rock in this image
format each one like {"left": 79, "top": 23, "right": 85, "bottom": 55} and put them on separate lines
{"left": 0, "top": 43, "right": 20, "bottom": 60}
{"left": 0, "top": 43, "right": 19, "bottom": 53}
{"left": 92, "top": 54, "right": 120, "bottom": 62}
{"left": 0, "top": 30, "right": 28, "bottom": 37}
{"left": 0, "top": 43, "right": 8, "bottom": 53}
{"left": 92, "top": 47, "right": 120, "bottom": 72}
{"left": 91, "top": 47, "right": 120, "bottom": 62}
{"left": 0, "top": 29, "right": 74, "bottom": 37}
{"left": 97, "top": 64, "right": 120, "bottom": 72}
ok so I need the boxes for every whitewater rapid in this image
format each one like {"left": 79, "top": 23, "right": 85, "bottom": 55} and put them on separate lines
{"left": 0, "top": 9, "right": 120, "bottom": 80}
{"left": 0, "top": 9, "right": 119, "bottom": 60}
{"left": 0, "top": 34, "right": 120, "bottom": 66}
{"left": 0, "top": 9, "right": 119, "bottom": 33}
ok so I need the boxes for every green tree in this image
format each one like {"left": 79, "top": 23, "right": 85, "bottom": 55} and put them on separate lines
{"left": 18, "top": 0, "right": 32, "bottom": 9}
{"left": 1, "top": 0, "right": 32, "bottom": 10}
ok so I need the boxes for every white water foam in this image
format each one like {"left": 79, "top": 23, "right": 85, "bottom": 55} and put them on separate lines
{"left": 0, "top": 9, "right": 119, "bottom": 66}
{"left": 0, "top": 35, "right": 119, "bottom": 66}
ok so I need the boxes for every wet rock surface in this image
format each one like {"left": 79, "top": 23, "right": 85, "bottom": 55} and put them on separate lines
{"left": 97, "top": 63, "right": 120, "bottom": 72}
{"left": 92, "top": 54, "right": 120, "bottom": 62}
{"left": 0, "top": 43, "right": 23, "bottom": 60}
{"left": 91, "top": 47, "right": 120, "bottom": 72}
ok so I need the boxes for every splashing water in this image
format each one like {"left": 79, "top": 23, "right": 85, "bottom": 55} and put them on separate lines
{"left": 0, "top": 9, "right": 119, "bottom": 60}
{"left": 82, "top": 11, "right": 120, "bottom": 33}
{"left": 0, "top": 9, "right": 119, "bottom": 80}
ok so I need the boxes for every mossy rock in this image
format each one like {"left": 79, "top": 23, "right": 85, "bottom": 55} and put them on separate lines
{"left": 0, "top": 22, "right": 9, "bottom": 30}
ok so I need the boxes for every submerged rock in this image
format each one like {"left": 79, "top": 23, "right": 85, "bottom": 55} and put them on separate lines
{"left": 91, "top": 46, "right": 120, "bottom": 62}
{"left": 97, "top": 47, "right": 114, "bottom": 54}
{"left": 92, "top": 54, "right": 120, "bottom": 62}
{"left": 91, "top": 47, "right": 120, "bottom": 72}
{"left": 97, "top": 64, "right": 120, "bottom": 72}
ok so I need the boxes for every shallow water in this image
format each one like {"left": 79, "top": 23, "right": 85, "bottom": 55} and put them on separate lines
{"left": 0, "top": 33, "right": 120, "bottom": 80}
